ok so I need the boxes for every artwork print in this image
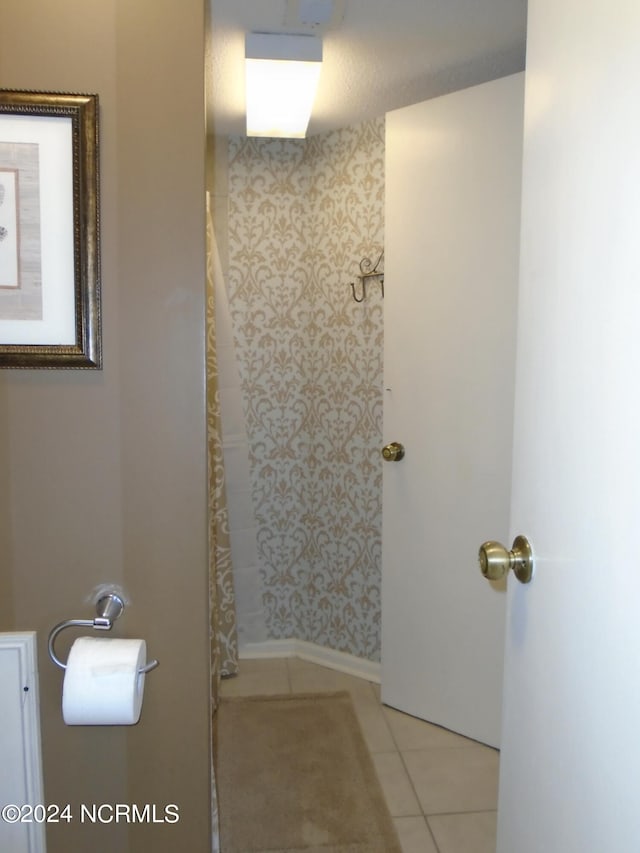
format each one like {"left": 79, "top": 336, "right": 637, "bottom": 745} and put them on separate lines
{"left": 0, "top": 142, "right": 43, "bottom": 320}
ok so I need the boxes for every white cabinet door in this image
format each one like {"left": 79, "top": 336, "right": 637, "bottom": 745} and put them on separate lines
{"left": 0, "top": 633, "right": 46, "bottom": 852}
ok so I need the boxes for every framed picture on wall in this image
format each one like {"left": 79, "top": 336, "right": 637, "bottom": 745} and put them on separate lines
{"left": 0, "top": 89, "right": 101, "bottom": 369}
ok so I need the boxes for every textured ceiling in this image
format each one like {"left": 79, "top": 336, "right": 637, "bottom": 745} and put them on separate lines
{"left": 207, "top": 0, "right": 527, "bottom": 137}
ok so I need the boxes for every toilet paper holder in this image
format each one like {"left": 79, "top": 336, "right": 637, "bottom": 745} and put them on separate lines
{"left": 48, "top": 592, "right": 159, "bottom": 674}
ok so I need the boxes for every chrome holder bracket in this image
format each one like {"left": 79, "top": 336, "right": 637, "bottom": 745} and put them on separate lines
{"left": 48, "top": 592, "right": 159, "bottom": 675}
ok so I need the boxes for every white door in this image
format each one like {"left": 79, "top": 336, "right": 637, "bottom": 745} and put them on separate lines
{"left": 497, "top": 0, "right": 640, "bottom": 850}
{"left": 382, "top": 73, "right": 524, "bottom": 747}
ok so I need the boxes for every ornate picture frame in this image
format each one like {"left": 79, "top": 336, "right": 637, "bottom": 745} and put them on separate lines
{"left": 0, "top": 90, "right": 101, "bottom": 368}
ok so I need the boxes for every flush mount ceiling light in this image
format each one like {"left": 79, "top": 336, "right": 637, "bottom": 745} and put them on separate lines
{"left": 245, "top": 32, "right": 322, "bottom": 139}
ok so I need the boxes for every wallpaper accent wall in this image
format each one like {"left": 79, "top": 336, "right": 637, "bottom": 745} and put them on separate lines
{"left": 227, "top": 117, "right": 384, "bottom": 661}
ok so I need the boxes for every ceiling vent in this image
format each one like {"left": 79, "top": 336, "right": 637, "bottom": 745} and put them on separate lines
{"left": 284, "top": 0, "right": 346, "bottom": 34}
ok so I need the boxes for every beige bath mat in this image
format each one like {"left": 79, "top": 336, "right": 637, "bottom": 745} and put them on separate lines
{"left": 215, "top": 691, "right": 401, "bottom": 852}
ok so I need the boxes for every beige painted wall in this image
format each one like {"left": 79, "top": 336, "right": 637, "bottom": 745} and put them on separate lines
{"left": 0, "top": 2, "right": 211, "bottom": 851}
{"left": 0, "top": 383, "right": 14, "bottom": 630}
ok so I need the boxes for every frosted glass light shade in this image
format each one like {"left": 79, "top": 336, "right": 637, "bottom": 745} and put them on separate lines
{"left": 245, "top": 33, "right": 322, "bottom": 138}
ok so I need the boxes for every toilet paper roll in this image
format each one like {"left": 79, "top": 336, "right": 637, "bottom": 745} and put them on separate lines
{"left": 62, "top": 636, "right": 147, "bottom": 725}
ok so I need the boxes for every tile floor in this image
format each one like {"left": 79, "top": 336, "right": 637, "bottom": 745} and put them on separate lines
{"left": 219, "top": 657, "right": 499, "bottom": 853}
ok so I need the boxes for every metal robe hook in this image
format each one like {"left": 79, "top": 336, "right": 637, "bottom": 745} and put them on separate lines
{"left": 47, "top": 592, "right": 159, "bottom": 675}
{"left": 347, "top": 250, "right": 385, "bottom": 302}
{"left": 349, "top": 280, "right": 367, "bottom": 302}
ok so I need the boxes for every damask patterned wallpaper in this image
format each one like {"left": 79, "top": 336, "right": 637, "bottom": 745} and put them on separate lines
{"left": 227, "top": 117, "right": 384, "bottom": 661}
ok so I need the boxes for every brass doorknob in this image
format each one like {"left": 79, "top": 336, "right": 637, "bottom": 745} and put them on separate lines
{"left": 478, "top": 535, "right": 534, "bottom": 584}
{"left": 382, "top": 442, "right": 405, "bottom": 462}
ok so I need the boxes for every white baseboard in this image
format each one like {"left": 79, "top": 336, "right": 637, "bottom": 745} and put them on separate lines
{"left": 238, "top": 639, "right": 381, "bottom": 684}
